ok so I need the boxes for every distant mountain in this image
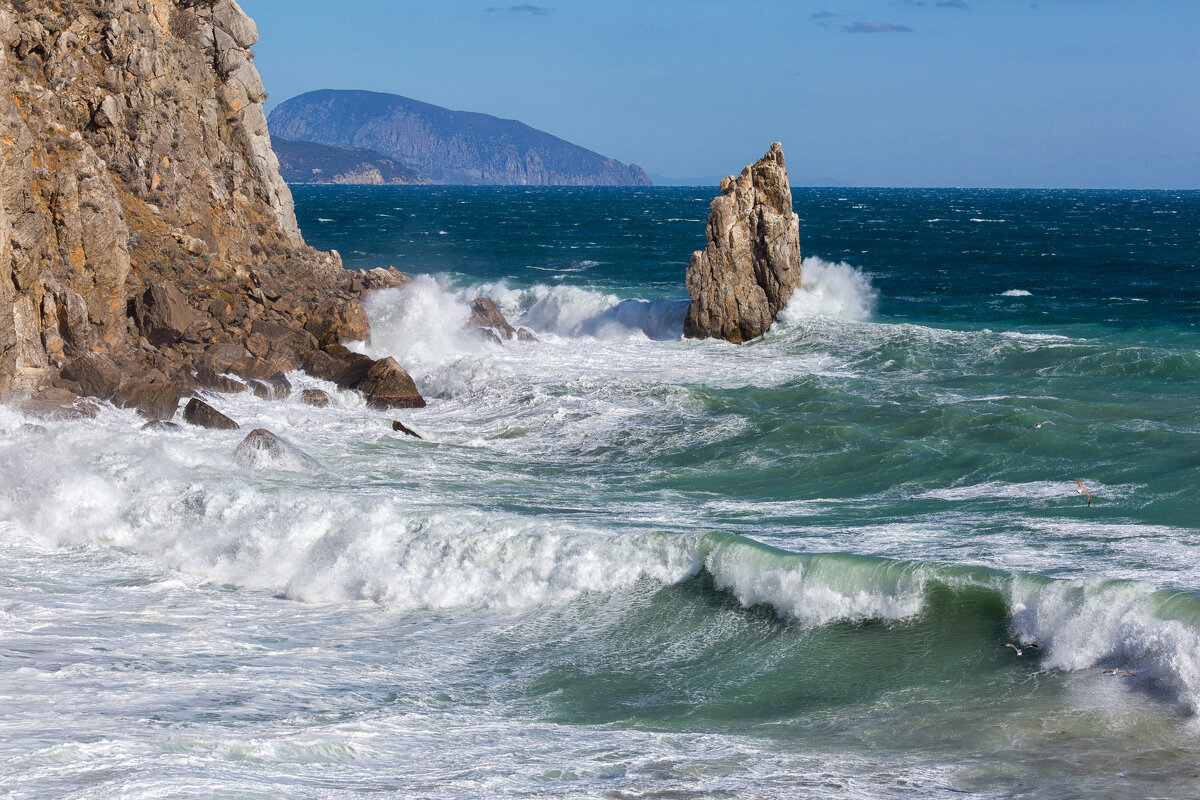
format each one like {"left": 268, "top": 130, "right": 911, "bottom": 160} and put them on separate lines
{"left": 271, "top": 137, "right": 426, "bottom": 185}
{"left": 268, "top": 90, "right": 651, "bottom": 186}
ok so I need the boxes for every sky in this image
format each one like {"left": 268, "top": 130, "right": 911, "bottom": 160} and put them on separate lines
{"left": 241, "top": 0, "right": 1200, "bottom": 188}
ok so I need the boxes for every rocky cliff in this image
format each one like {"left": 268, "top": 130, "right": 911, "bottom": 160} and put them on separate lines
{"left": 0, "top": 0, "right": 422, "bottom": 413}
{"left": 268, "top": 89, "right": 652, "bottom": 187}
{"left": 271, "top": 136, "right": 426, "bottom": 185}
{"left": 683, "top": 142, "right": 802, "bottom": 344}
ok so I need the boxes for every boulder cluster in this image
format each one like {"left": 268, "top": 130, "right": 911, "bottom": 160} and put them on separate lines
{"left": 683, "top": 142, "right": 803, "bottom": 344}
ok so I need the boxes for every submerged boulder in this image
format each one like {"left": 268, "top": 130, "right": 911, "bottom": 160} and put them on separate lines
{"left": 300, "top": 388, "right": 331, "bottom": 407}
{"left": 392, "top": 419, "right": 422, "bottom": 439}
{"left": 233, "top": 427, "right": 322, "bottom": 470}
{"left": 683, "top": 142, "right": 803, "bottom": 344}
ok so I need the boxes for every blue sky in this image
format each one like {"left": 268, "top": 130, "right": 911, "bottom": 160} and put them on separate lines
{"left": 242, "top": 1, "right": 1199, "bottom": 188}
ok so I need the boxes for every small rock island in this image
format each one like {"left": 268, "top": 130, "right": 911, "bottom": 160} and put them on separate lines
{"left": 683, "top": 142, "right": 803, "bottom": 344}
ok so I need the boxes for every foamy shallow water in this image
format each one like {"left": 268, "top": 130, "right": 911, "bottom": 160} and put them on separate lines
{"left": 4, "top": 187, "right": 1200, "bottom": 797}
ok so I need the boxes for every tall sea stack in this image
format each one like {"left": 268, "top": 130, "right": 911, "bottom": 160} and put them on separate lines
{"left": 683, "top": 142, "right": 802, "bottom": 344}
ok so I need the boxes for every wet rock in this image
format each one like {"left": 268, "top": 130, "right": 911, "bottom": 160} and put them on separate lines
{"left": 392, "top": 419, "right": 422, "bottom": 439}
{"left": 516, "top": 327, "right": 538, "bottom": 342}
{"left": 233, "top": 427, "right": 322, "bottom": 471}
{"left": 183, "top": 397, "right": 240, "bottom": 430}
{"left": 469, "top": 297, "right": 517, "bottom": 341}
{"left": 60, "top": 352, "right": 121, "bottom": 399}
{"left": 358, "top": 357, "right": 426, "bottom": 410}
{"left": 20, "top": 387, "right": 100, "bottom": 420}
{"left": 195, "top": 364, "right": 247, "bottom": 394}
{"left": 300, "top": 388, "right": 331, "bottom": 407}
{"left": 302, "top": 345, "right": 374, "bottom": 389}
{"left": 115, "top": 381, "right": 182, "bottom": 420}
{"left": 304, "top": 299, "right": 370, "bottom": 347}
{"left": 683, "top": 142, "right": 803, "bottom": 344}
{"left": 141, "top": 419, "right": 182, "bottom": 432}
{"left": 135, "top": 282, "right": 199, "bottom": 347}
{"left": 249, "top": 372, "right": 291, "bottom": 400}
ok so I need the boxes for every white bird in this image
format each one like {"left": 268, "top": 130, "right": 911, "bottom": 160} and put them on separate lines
{"left": 1004, "top": 643, "right": 1040, "bottom": 657}
{"left": 1074, "top": 480, "right": 1093, "bottom": 506}
{"left": 1026, "top": 420, "right": 1056, "bottom": 429}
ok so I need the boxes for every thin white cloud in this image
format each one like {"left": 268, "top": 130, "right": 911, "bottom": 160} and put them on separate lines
{"left": 844, "top": 21, "right": 915, "bottom": 34}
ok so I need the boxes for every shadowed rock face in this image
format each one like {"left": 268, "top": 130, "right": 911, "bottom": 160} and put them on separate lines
{"left": 683, "top": 142, "right": 803, "bottom": 344}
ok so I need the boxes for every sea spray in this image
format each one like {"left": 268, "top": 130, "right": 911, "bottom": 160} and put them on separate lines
{"left": 777, "top": 256, "right": 879, "bottom": 324}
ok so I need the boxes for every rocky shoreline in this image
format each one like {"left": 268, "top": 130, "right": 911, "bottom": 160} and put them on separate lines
{"left": 0, "top": 1, "right": 443, "bottom": 424}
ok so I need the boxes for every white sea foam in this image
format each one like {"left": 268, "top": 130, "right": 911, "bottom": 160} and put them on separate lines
{"left": 778, "top": 257, "right": 878, "bottom": 323}
{"left": 1001, "top": 289, "right": 1033, "bottom": 297}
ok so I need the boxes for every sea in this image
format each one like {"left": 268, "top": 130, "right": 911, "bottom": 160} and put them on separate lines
{"left": 2, "top": 186, "right": 1198, "bottom": 799}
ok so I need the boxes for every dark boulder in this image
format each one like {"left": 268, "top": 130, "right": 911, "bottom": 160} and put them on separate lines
{"left": 141, "top": 420, "right": 182, "bottom": 432}
{"left": 392, "top": 419, "right": 422, "bottom": 439}
{"left": 135, "top": 282, "right": 199, "bottom": 346}
{"left": 60, "top": 352, "right": 121, "bottom": 400}
{"left": 115, "top": 381, "right": 182, "bottom": 420}
{"left": 302, "top": 345, "right": 374, "bottom": 389}
{"left": 183, "top": 397, "right": 240, "bottom": 430}
{"left": 195, "top": 364, "right": 248, "bottom": 394}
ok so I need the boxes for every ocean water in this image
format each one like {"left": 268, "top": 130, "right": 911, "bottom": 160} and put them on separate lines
{"left": 2, "top": 186, "right": 1199, "bottom": 799}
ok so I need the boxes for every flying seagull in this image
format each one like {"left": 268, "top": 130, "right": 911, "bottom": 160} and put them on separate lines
{"left": 1074, "top": 480, "right": 1092, "bottom": 506}
{"left": 1004, "top": 643, "right": 1040, "bottom": 657}
{"left": 1101, "top": 668, "right": 1135, "bottom": 677}
{"left": 1026, "top": 420, "right": 1056, "bottom": 429}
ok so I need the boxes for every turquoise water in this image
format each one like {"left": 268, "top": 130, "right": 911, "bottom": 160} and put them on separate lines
{"left": 1, "top": 187, "right": 1198, "bottom": 798}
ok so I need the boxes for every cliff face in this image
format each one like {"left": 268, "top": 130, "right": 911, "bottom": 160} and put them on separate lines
{"left": 271, "top": 136, "right": 426, "bottom": 186}
{"left": 269, "top": 90, "right": 652, "bottom": 187}
{"left": 0, "top": 0, "right": 344, "bottom": 395}
{"left": 683, "top": 143, "right": 802, "bottom": 344}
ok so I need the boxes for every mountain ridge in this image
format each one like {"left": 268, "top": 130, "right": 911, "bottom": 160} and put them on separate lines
{"left": 271, "top": 137, "right": 427, "bottom": 185}
{"left": 268, "top": 89, "right": 651, "bottom": 187}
